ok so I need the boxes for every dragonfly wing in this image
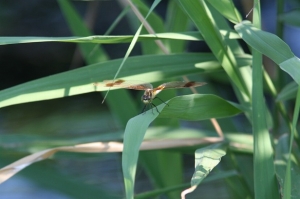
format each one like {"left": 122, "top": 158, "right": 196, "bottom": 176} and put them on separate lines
{"left": 101, "top": 79, "right": 153, "bottom": 90}
{"left": 153, "top": 81, "right": 206, "bottom": 95}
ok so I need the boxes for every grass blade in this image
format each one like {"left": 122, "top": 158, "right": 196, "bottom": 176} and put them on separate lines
{"left": 206, "top": 0, "right": 242, "bottom": 24}
{"left": 251, "top": 3, "right": 280, "bottom": 198}
{"left": 0, "top": 53, "right": 217, "bottom": 108}
{"left": 235, "top": 21, "right": 300, "bottom": 85}
{"left": 177, "top": 0, "right": 250, "bottom": 99}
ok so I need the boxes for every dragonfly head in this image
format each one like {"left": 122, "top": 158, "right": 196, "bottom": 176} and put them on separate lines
{"left": 141, "top": 90, "right": 153, "bottom": 104}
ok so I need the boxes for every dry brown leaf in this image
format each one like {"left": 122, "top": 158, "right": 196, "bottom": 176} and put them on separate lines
{"left": 0, "top": 138, "right": 222, "bottom": 184}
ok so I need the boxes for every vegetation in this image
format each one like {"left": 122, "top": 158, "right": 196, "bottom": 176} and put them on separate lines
{"left": 0, "top": 0, "right": 300, "bottom": 199}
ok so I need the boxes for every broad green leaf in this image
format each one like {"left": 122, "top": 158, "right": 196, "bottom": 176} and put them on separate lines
{"left": 207, "top": 0, "right": 242, "bottom": 24}
{"left": 0, "top": 53, "right": 218, "bottom": 109}
{"left": 191, "top": 143, "right": 226, "bottom": 186}
{"left": 280, "top": 57, "right": 300, "bottom": 85}
{"left": 276, "top": 81, "right": 298, "bottom": 101}
{"left": 235, "top": 21, "right": 294, "bottom": 64}
{"left": 235, "top": 21, "right": 300, "bottom": 85}
{"left": 145, "top": 126, "right": 218, "bottom": 139}
{"left": 158, "top": 94, "right": 242, "bottom": 120}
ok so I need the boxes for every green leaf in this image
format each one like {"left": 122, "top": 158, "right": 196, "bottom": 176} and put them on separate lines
{"left": 207, "top": 0, "right": 242, "bottom": 24}
{"left": 122, "top": 94, "right": 242, "bottom": 199}
{"left": 0, "top": 53, "right": 217, "bottom": 108}
{"left": 250, "top": 4, "right": 280, "bottom": 198}
{"left": 0, "top": 31, "right": 236, "bottom": 45}
{"left": 276, "top": 81, "right": 298, "bottom": 101}
{"left": 280, "top": 57, "right": 300, "bottom": 85}
{"left": 158, "top": 94, "right": 242, "bottom": 120}
{"left": 235, "top": 21, "right": 300, "bottom": 85}
{"left": 122, "top": 104, "right": 164, "bottom": 199}
{"left": 191, "top": 143, "right": 226, "bottom": 186}
{"left": 235, "top": 21, "right": 294, "bottom": 64}
{"left": 144, "top": 126, "right": 218, "bottom": 140}
{"left": 177, "top": 0, "right": 250, "bottom": 102}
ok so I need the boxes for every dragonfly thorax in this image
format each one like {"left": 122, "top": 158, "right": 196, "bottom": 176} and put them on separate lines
{"left": 141, "top": 90, "right": 153, "bottom": 104}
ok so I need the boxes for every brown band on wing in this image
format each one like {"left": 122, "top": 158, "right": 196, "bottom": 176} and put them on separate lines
{"left": 105, "top": 79, "right": 125, "bottom": 87}
{"left": 154, "top": 85, "right": 165, "bottom": 91}
{"left": 183, "top": 81, "right": 197, "bottom": 87}
{"left": 153, "top": 85, "right": 166, "bottom": 95}
{"left": 127, "top": 85, "right": 148, "bottom": 90}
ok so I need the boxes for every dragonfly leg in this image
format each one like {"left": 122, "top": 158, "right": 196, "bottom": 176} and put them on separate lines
{"left": 141, "top": 103, "right": 160, "bottom": 114}
{"left": 154, "top": 97, "right": 169, "bottom": 106}
{"left": 141, "top": 104, "right": 148, "bottom": 114}
{"left": 151, "top": 103, "right": 160, "bottom": 113}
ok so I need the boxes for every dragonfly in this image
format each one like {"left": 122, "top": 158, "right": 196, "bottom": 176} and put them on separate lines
{"left": 99, "top": 79, "right": 207, "bottom": 113}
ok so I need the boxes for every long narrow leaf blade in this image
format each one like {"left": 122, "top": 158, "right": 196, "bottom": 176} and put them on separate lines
{"left": 235, "top": 21, "right": 300, "bottom": 85}
{"left": 0, "top": 30, "right": 241, "bottom": 45}
{"left": 0, "top": 53, "right": 218, "bottom": 108}
{"left": 177, "top": 0, "right": 250, "bottom": 99}
{"left": 122, "top": 105, "right": 164, "bottom": 199}
{"left": 206, "top": 0, "right": 242, "bottom": 24}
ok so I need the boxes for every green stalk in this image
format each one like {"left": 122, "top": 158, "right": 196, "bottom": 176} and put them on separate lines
{"left": 252, "top": 1, "right": 280, "bottom": 199}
